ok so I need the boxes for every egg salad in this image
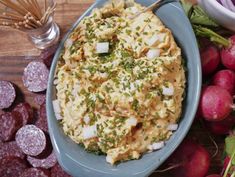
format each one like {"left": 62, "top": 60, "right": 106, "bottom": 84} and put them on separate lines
{"left": 54, "top": 0, "right": 186, "bottom": 165}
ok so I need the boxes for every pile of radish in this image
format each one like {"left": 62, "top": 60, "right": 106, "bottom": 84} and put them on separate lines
{"left": 159, "top": 34, "right": 235, "bottom": 177}
{"left": 199, "top": 35, "right": 235, "bottom": 134}
{"left": 198, "top": 35, "right": 235, "bottom": 177}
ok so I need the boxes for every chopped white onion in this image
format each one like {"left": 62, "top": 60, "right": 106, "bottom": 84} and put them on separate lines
{"left": 167, "top": 124, "right": 178, "bottom": 131}
{"left": 90, "top": 94, "right": 97, "bottom": 101}
{"left": 55, "top": 113, "right": 62, "bottom": 121}
{"left": 157, "top": 33, "right": 166, "bottom": 42}
{"left": 82, "top": 125, "right": 97, "bottom": 140}
{"left": 106, "top": 155, "right": 113, "bottom": 164}
{"left": 162, "top": 85, "right": 174, "bottom": 96}
{"left": 129, "top": 83, "right": 135, "bottom": 92}
{"left": 53, "top": 78, "right": 58, "bottom": 85}
{"left": 147, "top": 34, "right": 159, "bottom": 46}
{"left": 65, "top": 38, "right": 73, "bottom": 48}
{"left": 148, "top": 141, "right": 165, "bottom": 151}
{"left": 52, "top": 100, "right": 60, "bottom": 113}
{"left": 129, "top": 6, "right": 139, "bottom": 14}
{"left": 147, "top": 34, "right": 166, "bottom": 46}
{"left": 52, "top": 100, "right": 62, "bottom": 120}
{"left": 99, "top": 72, "right": 108, "bottom": 79}
{"left": 126, "top": 117, "right": 138, "bottom": 127}
{"left": 147, "top": 49, "right": 160, "bottom": 59}
{"left": 96, "top": 42, "right": 109, "bottom": 54}
{"left": 84, "top": 115, "right": 90, "bottom": 124}
{"left": 134, "top": 80, "right": 142, "bottom": 87}
{"left": 224, "top": 0, "right": 235, "bottom": 12}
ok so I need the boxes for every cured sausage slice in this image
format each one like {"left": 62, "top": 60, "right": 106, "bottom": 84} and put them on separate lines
{"left": 14, "top": 103, "right": 34, "bottom": 125}
{"left": 0, "top": 141, "right": 25, "bottom": 160}
{"left": 36, "top": 103, "right": 48, "bottom": 133}
{"left": 0, "top": 81, "right": 16, "bottom": 109}
{"left": 0, "top": 156, "right": 28, "bottom": 177}
{"left": 34, "top": 94, "right": 46, "bottom": 106}
{"left": 40, "top": 44, "right": 58, "bottom": 68}
{"left": 16, "top": 125, "right": 47, "bottom": 156}
{"left": 0, "top": 112, "right": 22, "bottom": 141}
{"left": 27, "top": 151, "right": 57, "bottom": 169}
{"left": 20, "top": 168, "right": 50, "bottom": 177}
{"left": 51, "top": 163, "right": 72, "bottom": 177}
{"left": 22, "top": 61, "right": 49, "bottom": 92}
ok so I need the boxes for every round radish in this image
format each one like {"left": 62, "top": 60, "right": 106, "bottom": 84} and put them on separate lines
{"left": 200, "top": 45, "right": 220, "bottom": 75}
{"left": 199, "top": 86, "right": 234, "bottom": 121}
{"left": 196, "top": 86, "right": 207, "bottom": 120}
{"left": 206, "top": 175, "right": 221, "bottom": 177}
{"left": 221, "top": 35, "right": 235, "bottom": 71}
{"left": 167, "top": 140, "right": 210, "bottom": 177}
{"left": 205, "top": 115, "right": 235, "bottom": 135}
{"left": 212, "top": 69, "right": 235, "bottom": 95}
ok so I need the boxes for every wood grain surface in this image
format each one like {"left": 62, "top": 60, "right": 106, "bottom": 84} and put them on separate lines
{"left": 0, "top": 0, "right": 224, "bottom": 176}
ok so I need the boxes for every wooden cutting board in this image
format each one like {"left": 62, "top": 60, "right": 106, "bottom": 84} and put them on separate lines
{"left": 0, "top": 0, "right": 197, "bottom": 56}
{"left": 0, "top": 0, "right": 94, "bottom": 56}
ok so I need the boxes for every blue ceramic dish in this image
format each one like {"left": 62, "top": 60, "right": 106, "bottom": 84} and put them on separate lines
{"left": 46, "top": 0, "right": 201, "bottom": 177}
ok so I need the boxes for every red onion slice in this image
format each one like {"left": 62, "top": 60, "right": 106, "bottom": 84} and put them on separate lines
{"left": 226, "top": 0, "right": 235, "bottom": 12}
{"left": 221, "top": 0, "right": 230, "bottom": 9}
{"left": 220, "top": 0, "right": 235, "bottom": 12}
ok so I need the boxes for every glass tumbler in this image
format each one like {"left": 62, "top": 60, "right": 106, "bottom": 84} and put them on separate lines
{"left": 23, "top": 0, "right": 60, "bottom": 49}
{"left": 25, "top": 16, "right": 60, "bottom": 49}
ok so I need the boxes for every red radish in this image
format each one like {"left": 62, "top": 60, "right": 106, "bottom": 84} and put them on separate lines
{"left": 166, "top": 139, "right": 210, "bottom": 177}
{"left": 212, "top": 69, "right": 235, "bottom": 95}
{"left": 221, "top": 35, "right": 235, "bottom": 71}
{"left": 206, "top": 175, "right": 221, "bottom": 177}
{"left": 199, "top": 38, "right": 212, "bottom": 49}
{"left": 200, "top": 45, "right": 220, "bottom": 75}
{"left": 205, "top": 115, "right": 235, "bottom": 135}
{"left": 196, "top": 86, "right": 207, "bottom": 119}
{"left": 199, "top": 86, "right": 234, "bottom": 121}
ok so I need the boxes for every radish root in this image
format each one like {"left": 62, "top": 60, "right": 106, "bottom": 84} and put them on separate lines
{"left": 209, "top": 134, "right": 219, "bottom": 158}
{"left": 154, "top": 163, "right": 183, "bottom": 173}
{"left": 200, "top": 119, "right": 219, "bottom": 158}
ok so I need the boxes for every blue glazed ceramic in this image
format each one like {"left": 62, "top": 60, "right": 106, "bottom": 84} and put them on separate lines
{"left": 46, "top": 0, "right": 201, "bottom": 177}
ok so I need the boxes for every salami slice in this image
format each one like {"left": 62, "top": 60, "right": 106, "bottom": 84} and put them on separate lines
{"left": 0, "top": 81, "right": 16, "bottom": 109}
{"left": 40, "top": 44, "right": 58, "bottom": 68}
{"left": 27, "top": 151, "right": 57, "bottom": 169}
{"left": 0, "top": 112, "right": 22, "bottom": 141}
{"left": 0, "top": 141, "right": 25, "bottom": 160}
{"left": 22, "top": 61, "right": 49, "bottom": 92}
{"left": 34, "top": 94, "right": 46, "bottom": 106}
{"left": 20, "top": 168, "right": 50, "bottom": 177}
{"left": 16, "top": 125, "right": 47, "bottom": 156}
{"left": 36, "top": 103, "right": 48, "bottom": 133}
{"left": 51, "top": 163, "right": 72, "bottom": 177}
{"left": 14, "top": 103, "right": 34, "bottom": 125}
{"left": 0, "top": 156, "right": 28, "bottom": 177}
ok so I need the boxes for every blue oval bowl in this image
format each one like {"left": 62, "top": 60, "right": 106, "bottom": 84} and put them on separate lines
{"left": 46, "top": 1, "right": 201, "bottom": 177}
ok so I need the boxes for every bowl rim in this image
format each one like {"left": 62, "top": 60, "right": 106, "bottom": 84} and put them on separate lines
{"left": 206, "top": 0, "right": 235, "bottom": 18}
{"left": 46, "top": 1, "right": 202, "bottom": 177}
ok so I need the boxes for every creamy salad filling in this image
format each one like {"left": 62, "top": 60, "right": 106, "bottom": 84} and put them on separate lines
{"left": 55, "top": 0, "right": 185, "bottom": 164}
